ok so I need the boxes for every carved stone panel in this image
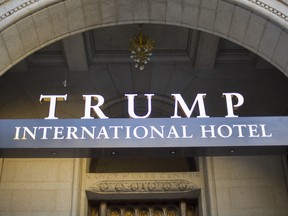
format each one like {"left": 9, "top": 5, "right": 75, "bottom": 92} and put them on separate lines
{"left": 88, "top": 180, "right": 197, "bottom": 194}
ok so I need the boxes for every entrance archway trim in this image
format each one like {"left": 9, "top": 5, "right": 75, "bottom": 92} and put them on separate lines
{"left": 0, "top": 0, "right": 287, "bottom": 77}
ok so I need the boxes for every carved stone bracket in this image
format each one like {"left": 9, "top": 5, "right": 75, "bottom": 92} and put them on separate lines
{"left": 88, "top": 180, "right": 197, "bottom": 194}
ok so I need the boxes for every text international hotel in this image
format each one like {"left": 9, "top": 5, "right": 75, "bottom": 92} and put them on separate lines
{"left": 0, "top": 0, "right": 287, "bottom": 216}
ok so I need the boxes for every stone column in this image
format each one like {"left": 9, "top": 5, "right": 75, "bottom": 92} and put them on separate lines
{"left": 180, "top": 201, "right": 187, "bottom": 216}
{"left": 100, "top": 201, "right": 107, "bottom": 216}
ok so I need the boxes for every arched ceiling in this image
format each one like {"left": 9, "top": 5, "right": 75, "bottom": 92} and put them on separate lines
{"left": 0, "top": 1, "right": 288, "bottom": 119}
{"left": 1, "top": 23, "right": 288, "bottom": 119}
{"left": 0, "top": 0, "right": 287, "bottom": 77}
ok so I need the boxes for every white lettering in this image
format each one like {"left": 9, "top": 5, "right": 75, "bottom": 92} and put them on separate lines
{"left": 232, "top": 124, "right": 246, "bottom": 137}
{"left": 171, "top": 93, "right": 209, "bottom": 118}
{"left": 53, "top": 127, "right": 64, "bottom": 139}
{"left": 13, "top": 127, "right": 21, "bottom": 140}
{"left": 167, "top": 126, "right": 180, "bottom": 138}
{"left": 217, "top": 125, "right": 232, "bottom": 138}
{"left": 181, "top": 125, "right": 193, "bottom": 138}
{"left": 38, "top": 126, "right": 52, "bottom": 139}
{"left": 248, "top": 124, "right": 260, "bottom": 137}
{"left": 39, "top": 95, "right": 67, "bottom": 119}
{"left": 260, "top": 124, "right": 272, "bottom": 137}
{"left": 150, "top": 126, "right": 165, "bottom": 138}
{"left": 223, "top": 93, "right": 244, "bottom": 118}
{"left": 81, "top": 126, "right": 96, "bottom": 139}
{"left": 96, "top": 126, "right": 109, "bottom": 139}
{"left": 81, "top": 95, "right": 108, "bottom": 119}
{"left": 126, "top": 94, "right": 154, "bottom": 118}
{"left": 66, "top": 126, "right": 79, "bottom": 139}
{"left": 201, "top": 125, "right": 216, "bottom": 138}
{"left": 22, "top": 127, "right": 38, "bottom": 140}
{"left": 133, "top": 126, "right": 148, "bottom": 139}
{"left": 109, "top": 126, "right": 123, "bottom": 139}
{"left": 125, "top": 126, "right": 131, "bottom": 139}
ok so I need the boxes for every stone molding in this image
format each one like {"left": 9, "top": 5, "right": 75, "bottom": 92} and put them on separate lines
{"left": 0, "top": 0, "right": 287, "bottom": 25}
{"left": 278, "top": 0, "right": 288, "bottom": 6}
{"left": 0, "top": 0, "right": 288, "bottom": 77}
{"left": 0, "top": 0, "right": 40, "bottom": 21}
{"left": 88, "top": 180, "right": 196, "bottom": 194}
{"left": 248, "top": 0, "right": 288, "bottom": 22}
{"left": 0, "top": 0, "right": 9, "bottom": 6}
{"left": 0, "top": 0, "right": 66, "bottom": 23}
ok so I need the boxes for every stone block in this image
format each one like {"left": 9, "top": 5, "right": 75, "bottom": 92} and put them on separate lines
{"left": 11, "top": 190, "right": 56, "bottom": 211}
{"left": 198, "top": 7, "right": 216, "bottom": 30}
{"left": 17, "top": 16, "right": 39, "bottom": 53}
{"left": 55, "top": 190, "right": 72, "bottom": 211}
{"left": 82, "top": 0, "right": 102, "bottom": 27}
{"left": 49, "top": 3, "right": 69, "bottom": 37}
{"left": 58, "top": 160, "right": 74, "bottom": 181}
{"left": 244, "top": 13, "right": 266, "bottom": 50}
{"left": 201, "top": 0, "right": 218, "bottom": 10}
{"left": 259, "top": 22, "right": 282, "bottom": 59}
{"left": 166, "top": 0, "right": 182, "bottom": 24}
{"left": 184, "top": 0, "right": 201, "bottom": 7}
{"left": 0, "top": 190, "right": 12, "bottom": 211}
{"left": 230, "top": 186, "right": 276, "bottom": 208}
{"left": 182, "top": 4, "right": 199, "bottom": 27}
{"left": 117, "top": 0, "right": 134, "bottom": 23}
{"left": 272, "top": 31, "right": 288, "bottom": 70}
{"left": 2, "top": 159, "right": 59, "bottom": 182}
{"left": 229, "top": 6, "right": 251, "bottom": 43}
{"left": 150, "top": 0, "right": 167, "bottom": 22}
{"left": 214, "top": 1, "right": 234, "bottom": 36}
{"left": 216, "top": 187, "right": 231, "bottom": 209}
{"left": 0, "top": 36, "right": 11, "bottom": 73}
{"left": 32, "top": 9, "right": 55, "bottom": 44}
{"left": 2, "top": 25, "right": 24, "bottom": 61}
{"left": 100, "top": 0, "right": 117, "bottom": 24}
{"left": 134, "top": 0, "right": 149, "bottom": 21}
{"left": 65, "top": 0, "right": 86, "bottom": 32}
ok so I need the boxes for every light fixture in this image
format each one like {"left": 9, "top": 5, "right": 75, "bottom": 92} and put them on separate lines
{"left": 129, "top": 25, "right": 154, "bottom": 70}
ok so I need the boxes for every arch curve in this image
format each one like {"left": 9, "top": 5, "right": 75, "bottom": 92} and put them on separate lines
{"left": 0, "top": 0, "right": 288, "bottom": 77}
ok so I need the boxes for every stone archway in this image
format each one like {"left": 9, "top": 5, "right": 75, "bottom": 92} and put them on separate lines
{"left": 0, "top": 0, "right": 288, "bottom": 77}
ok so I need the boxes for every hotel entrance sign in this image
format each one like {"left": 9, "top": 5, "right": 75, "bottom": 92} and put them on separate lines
{"left": 0, "top": 117, "right": 287, "bottom": 157}
{"left": 0, "top": 93, "right": 287, "bottom": 157}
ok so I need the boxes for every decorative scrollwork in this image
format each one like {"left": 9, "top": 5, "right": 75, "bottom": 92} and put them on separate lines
{"left": 89, "top": 180, "right": 196, "bottom": 194}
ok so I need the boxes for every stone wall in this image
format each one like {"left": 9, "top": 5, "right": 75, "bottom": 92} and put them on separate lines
{"left": 212, "top": 156, "right": 288, "bottom": 216}
{"left": 0, "top": 158, "right": 78, "bottom": 216}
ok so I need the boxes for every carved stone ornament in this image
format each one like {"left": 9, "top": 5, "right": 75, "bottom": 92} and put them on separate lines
{"left": 0, "top": 0, "right": 40, "bottom": 21}
{"left": 88, "top": 180, "right": 196, "bottom": 194}
{"left": 248, "top": 0, "right": 288, "bottom": 22}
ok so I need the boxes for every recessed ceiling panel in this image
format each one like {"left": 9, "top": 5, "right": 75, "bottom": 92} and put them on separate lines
{"left": 92, "top": 24, "right": 190, "bottom": 52}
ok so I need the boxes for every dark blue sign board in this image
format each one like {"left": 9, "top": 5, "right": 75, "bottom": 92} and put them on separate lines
{"left": 0, "top": 117, "right": 287, "bottom": 157}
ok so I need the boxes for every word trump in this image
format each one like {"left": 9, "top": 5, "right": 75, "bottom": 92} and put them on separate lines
{"left": 39, "top": 93, "right": 244, "bottom": 120}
